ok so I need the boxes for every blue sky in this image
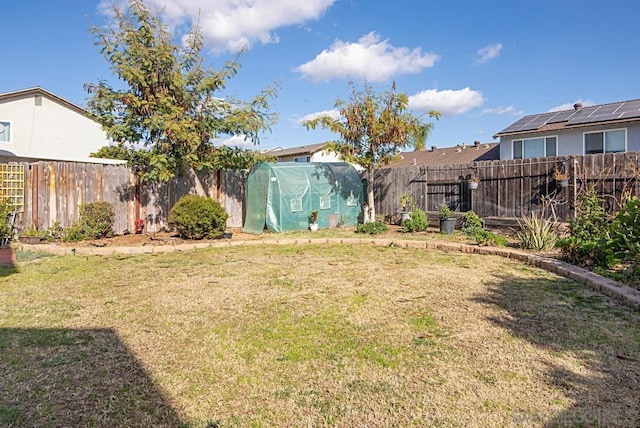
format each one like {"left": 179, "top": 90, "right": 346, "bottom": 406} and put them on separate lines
{"left": 2, "top": 0, "right": 640, "bottom": 151}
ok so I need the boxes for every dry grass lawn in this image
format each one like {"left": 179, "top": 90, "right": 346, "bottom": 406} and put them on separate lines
{"left": 1, "top": 243, "right": 639, "bottom": 427}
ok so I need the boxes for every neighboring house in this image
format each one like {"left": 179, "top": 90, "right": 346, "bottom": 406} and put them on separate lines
{"left": 0, "top": 87, "right": 121, "bottom": 164}
{"left": 266, "top": 142, "right": 343, "bottom": 163}
{"left": 494, "top": 99, "right": 640, "bottom": 159}
{"left": 383, "top": 141, "right": 500, "bottom": 168}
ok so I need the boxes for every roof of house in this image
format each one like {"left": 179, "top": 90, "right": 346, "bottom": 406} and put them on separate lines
{"left": 494, "top": 98, "right": 640, "bottom": 138}
{"left": 267, "top": 142, "right": 328, "bottom": 157}
{"left": 384, "top": 141, "right": 500, "bottom": 168}
{"left": 0, "top": 87, "right": 90, "bottom": 118}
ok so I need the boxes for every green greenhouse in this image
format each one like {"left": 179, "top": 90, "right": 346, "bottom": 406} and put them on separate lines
{"left": 243, "top": 162, "right": 363, "bottom": 234}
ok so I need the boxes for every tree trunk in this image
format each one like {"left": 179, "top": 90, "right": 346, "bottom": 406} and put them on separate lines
{"left": 187, "top": 166, "right": 208, "bottom": 197}
{"left": 367, "top": 169, "right": 375, "bottom": 222}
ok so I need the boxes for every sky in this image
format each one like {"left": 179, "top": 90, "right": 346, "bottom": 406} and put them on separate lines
{"left": 2, "top": 0, "right": 640, "bottom": 152}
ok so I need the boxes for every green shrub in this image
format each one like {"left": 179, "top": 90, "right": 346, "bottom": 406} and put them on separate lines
{"left": 355, "top": 221, "right": 388, "bottom": 235}
{"left": 77, "top": 202, "right": 115, "bottom": 239}
{"left": 517, "top": 212, "right": 558, "bottom": 251}
{"left": 558, "top": 188, "right": 611, "bottom": 267}
{"left": 608, "top": 196, "right": 640, "bottom": 263}
{"left": 63, "top": 225, "right": 88, "bottom": 242}
{"left": 556, "top": 237, "right": 612, "bottom": 268}
{"left": 402, "top": 208, "right": 429, "bottom": 233}
{"left": 461, "top": 210, "right": 483, "bottom": 230}
{"left": 461, "top": 210, "right": 505, "bottom": 246}
{"left": 569, "top": 188, "right": 609, "bottom": 242}
{"left": 0, "top": 200, "right": 12, "bottom": 242}
{"left": 169, "top": 195, "right": 228, "bottom": 239}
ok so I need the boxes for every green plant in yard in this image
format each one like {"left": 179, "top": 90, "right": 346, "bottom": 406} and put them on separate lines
{"left": 402, "top": 208, "right": 428, "bottom": 232}
{"left": 608, "top": 196, "right": 640, "bottom": 260}
{"left": 438, "top": 204, "right": 454, "bottom": 219}
{"left": 355, "top": 221, "right": 388, "bottom": 235}
{"left": 169, "top": 195, "right": 228, "bottom": 239}
{"left": 517, "top": 212, "right": 558, "bottom": 251}
{"left": 309, "top": 210, "right": 319, "bottom": 224}
{"left": 19, "top": 227, "right": 45, "bottom": 238}
{"left": 78, "top": 202, "right": 115, "bottom": 239}
{"left": 557, "top": 187, "right": 611, "bottom": 268}
{"left": 461, "top": 210, "right": 483, "bottom": 230}
{"left": 461, "top": 210, "right": 506, "bottom": 246}
{"left": 0, "top": 200, "right": 13, "bottom": 243}
{"left": 399, "top": 192, "right": 415, "bottom": 212}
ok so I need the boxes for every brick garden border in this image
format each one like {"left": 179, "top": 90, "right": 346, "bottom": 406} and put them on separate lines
{"left": 13, "top": 237, "right": 640, "bottom": 312}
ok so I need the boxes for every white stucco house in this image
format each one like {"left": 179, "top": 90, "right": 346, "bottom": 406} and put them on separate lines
{"left": 265, "top": 142, "right": 344, "bottom": 163}
{"left": 494, "top": 99, "right": 640, "bottom": 159}
{"left": 0, "top": 87, "right": 122, "bottom": 164}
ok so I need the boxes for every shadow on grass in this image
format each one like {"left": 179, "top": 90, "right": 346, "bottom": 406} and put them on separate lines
{"left": 473, "top": 275, "right": 640, "bottom": 427}
{"left": 0, "top": 328, "right": 185, "bottom": 427}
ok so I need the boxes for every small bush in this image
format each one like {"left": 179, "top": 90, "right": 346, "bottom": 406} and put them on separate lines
{"left": 517, "top": 212, "right": 558, "bottom": 251}
{"left": 355, "top": 221, "right": 388, "bottom": 235}
{"left": 608, "top": 196, "right": 640, "bottom": 263}
{"left": 461, "top": 210, "right": 505, "bottom": 246}
{"left": 558, "top": 188, "right": 611, "bottom": 267}
{"left": 0, "top": 200, "right": 13, "bottom": 242}
{"left": 461, "top": 210, "right": 483, "bottom": 230}
{"left": 76, "top": 202, "right": 115, "bottom": 240}
{"left": 402, "top": 208, "right": 429, "bottom": 233}
{"left": 556, "top": 237, "right": 612, "bottom": 268}
{"left": 169, "top": 195, "right": 228, "bottom": 239}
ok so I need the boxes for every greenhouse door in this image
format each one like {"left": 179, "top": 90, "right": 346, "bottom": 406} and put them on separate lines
{"left": 243, "top": 167, "right": 270, "bottom": 234}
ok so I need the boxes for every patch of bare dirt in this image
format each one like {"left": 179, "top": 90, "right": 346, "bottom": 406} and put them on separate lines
{"left": 53, "top": 228, "right": 264, "bottom": 248}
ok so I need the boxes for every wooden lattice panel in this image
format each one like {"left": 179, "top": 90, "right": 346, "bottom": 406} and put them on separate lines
{"left": 0, "top": 164, "right": 24, "bottom": 212}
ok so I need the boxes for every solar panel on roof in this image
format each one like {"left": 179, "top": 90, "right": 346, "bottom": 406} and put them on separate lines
{"left": 568, "top": 112, "right": 624, "bottom": 125}
{"left": 547, "top": 110, "right": 575, "bottom": 123}
{"left": 620, "top": 99, "right": 640, "bottom": 111}
{"left": 497, "top": 116, "right": 539, "bottom": 134}
{"left": 620, "top": 110, "right": 640, "bottom": 120}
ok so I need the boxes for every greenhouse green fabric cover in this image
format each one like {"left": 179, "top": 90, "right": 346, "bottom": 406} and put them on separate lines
{"left": 243, "top": 162, "right": 363, "bottom": 234}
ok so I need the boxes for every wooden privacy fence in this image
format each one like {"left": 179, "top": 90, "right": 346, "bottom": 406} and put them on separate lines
{"left": 4, "top": 152, "right": 640, "bottom": 234}
{"left": 374, "top": 152, "right": 640, "bottom": 223}
{"left": 8, "top": 162, "right": 246, "bottom": 233}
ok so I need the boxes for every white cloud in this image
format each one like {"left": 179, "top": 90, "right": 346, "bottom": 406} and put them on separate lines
{"left": 99, "top": 0, "right": 335, "bottom": 53}
{"left": 295, "top": 109, "right": 341, "bottom": 125}
{"left": 213, "top": 135, "right": 254, "bottom": 148}
{"left": 295, "top": 32, "right": 439, "bottom": 82}
{"left": 547, "top": 99, "right": 595, "bottom": 112}
{"left": 408, "top": 88, "right": 484, "bottom": 116}
{"left": 482, "top": 105, "right": 523, "bottom": 116}
{"left": 476, "top": 43, "right": 502, "bottom": 64}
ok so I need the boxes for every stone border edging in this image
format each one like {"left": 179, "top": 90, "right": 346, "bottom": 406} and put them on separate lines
{"left": 15, "top": 237, "right": 640, "bottom": 311}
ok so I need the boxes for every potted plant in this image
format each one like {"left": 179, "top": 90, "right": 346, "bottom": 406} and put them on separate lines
{"left": 309, "top": 210, "right": 319, "bottom": 232}
{"left": 552, "top": 170, "right": 570, "bottom": 188}
{"left": 18, "top": 227, "right": 44, "bottom": 244}
{"left": 468, "top": 176, "right": 480, "bottom": 190}
{"left": 399, "top": 192, "right": 415, "bottom": 224}
{"left": 438, "top": 204, "right": 456, "bottom": 235}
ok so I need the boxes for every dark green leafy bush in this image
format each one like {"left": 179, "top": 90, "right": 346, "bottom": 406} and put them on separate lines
{"left": 608, "top": 196, "right": 640, "bottom": 264}
{"left": 355, "top": 221, "right": 388, "bottom": 235}
{"left": 402, "top": 208, "right": 429, "bottom": 233}
{"left": 169, "top": 195, "right": 228, "bottom": 239}
{"left": 0, "top": 200, "right": 13, "bottom": 243}
{"left": 79, "top": 202, "right": 115, "bottom": 239}
{"left": 558, "top": 188, "right": 611, "bottom": 267}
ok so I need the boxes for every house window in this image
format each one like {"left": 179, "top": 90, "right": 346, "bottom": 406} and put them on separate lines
{"left": 513, "top": 136, "right": 557, "bottom": 159}
{"left": 294, "top": 156, "right": 310, "bottom": 163}
{"left": 0, "top": 121, "right": 11, "bottom": 143}
{"left": 584, "top": 129, "right": 626, "bottom": 154}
